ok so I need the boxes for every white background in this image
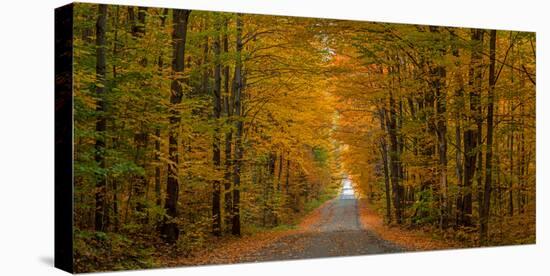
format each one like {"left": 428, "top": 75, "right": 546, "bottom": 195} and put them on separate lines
{"left": 0, "top": 0, "right": 548, "bottom": 275}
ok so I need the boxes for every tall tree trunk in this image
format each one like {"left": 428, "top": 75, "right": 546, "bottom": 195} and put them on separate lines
{"left": 474, "top": 30, "right": 485, "bottom": 231}
{"left": 430, "top": 26, "right": 448, "bottom": 229}
{"left": 161, "top": 9, "right": 191, "bottom": 244}
{"left": 110, "top": 5, "right": 120, "bottom": 232}
{"left": 379, "top": 108, "right": 392, "bottom": 223}
{"left": 435, "top": 67, "right": 448, "bottom": 229}
{"left": 509, "top": 127, "right": 514, "bottom": 216}
{"left": 266, "top": 152, "right": 276, "bottom": 225}
{"left": 285, "top": 158, "right": 290, "bottom": 194}
{"left": 459, "top": 29, "right": 483, "bottom": 227}
{"left": 480, "top": 30, "right": 497, "bottom": 245}
{"left": 94, "top": 4, "right": 107, "bottom": 232}
{"left": 517, "top": 67, "right": 527, "bottom": 213}
{"left": 232, "top": 14, "right": 244, "bottom": 236}
{"left": 130, "top": 7, "right": 149, "bottom": 219}
{"left": 386, "top": 85, "right": 403, "bottom": 224}
{"left": 453, "top": 56, "right": 464, "bottom": 227}
{"left": 155, "top": 9, "right": 168, "bottom": 208}
{"left": 277, "top": 152, "right": 284, "bottom": 191}
{"left": 212, "top": 17, "right": 222, "bottom": 236}
{"left": 495, "top": 124, "right": 502, "bottom": 215}
{"left": 222, "top": 17, "right": 234, "bottom": 232}
{"left": 154, "top": 128, "right": 162, "bottom": 206}
{"left": 519, "top": 99, "right": 526, "bottom": 213}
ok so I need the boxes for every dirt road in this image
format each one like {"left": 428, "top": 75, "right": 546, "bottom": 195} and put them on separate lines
{"left": 238, "top": 178, "right": 402, "bottom": 262}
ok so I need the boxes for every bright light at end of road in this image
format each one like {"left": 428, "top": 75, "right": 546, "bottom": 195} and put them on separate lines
{"left": 341, "top": 178, "right": 355, "bottom": 197}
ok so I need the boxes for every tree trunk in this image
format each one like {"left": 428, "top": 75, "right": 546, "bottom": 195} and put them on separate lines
{"left": 161, "top": 9, "right": 191, "bottom": 244}
{"left": 155, "top": 128, "right": 161, "bottom": 206}
{"left": 212, "top": 18, "right": 222, "bottom": 236}
{"left": 386, "top": 86, "right": 403, "bottom": 224}
{"left": 379, "top": 108, "right": 392, "bottom": 223}
{"left": 519, "top": 100, "right": 526, "bottom": 213}
{"left": 267, "top": 152, "right": 276, "bottom": 225}
{"left": 454, "top": 88, "right": 464, "bottom": 226}
{"left": 509, "top": 127, "right": 514, "bottom": 216}
{"left": 430, "top": 26, "right": 448, "bottom": 229}
{"left": 480, "top": 30, "right": 497, "bottom": 245}
{"left": 155, "top": 9, "right": 168, "bottom": 208}
{"left": 459, "top": 29, "right": 483, "bottom": 227}
{"left": 285, "top": 158, "right": 290, "bottom": 194}
{"left": 222, "top": 17, "right": 234, "bottom": 232}
{"left": 109, "top": 6, "right": 120, "bottom": 232}
{"left": 277, "top": 152, "right": 284, "bottom": 191}
{"left": 130, "top": 7, "right": 148, "bottom": 219}
{"left": 94, "top": 4, "right": 107, "bottom": 232}
{"left": 452, "top": 44, "right": 464, "bottom": 227}
{"left": 231, "top": 14, "right": 244, "bottom": 236}
{"left": 474, "top": 29, "right": 485, "bottom": 231}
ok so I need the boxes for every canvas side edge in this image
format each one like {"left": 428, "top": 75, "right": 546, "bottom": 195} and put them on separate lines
{"left": 54, "top": 2, "right": 75, "bottom": 274}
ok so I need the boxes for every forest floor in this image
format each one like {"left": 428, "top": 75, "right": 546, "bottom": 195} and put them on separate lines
{"left": 357, "top": 200, "right": 463, "bottom": 251}
{"left": 158, "top": 179, "right": 467, "bottom": 267}
{"left": 157, "top": 182, "right": 529, "bottom": 269}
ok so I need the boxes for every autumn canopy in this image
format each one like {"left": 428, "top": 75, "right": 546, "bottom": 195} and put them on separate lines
{"left": 68, "top": 3, "right": 535, "bottom": 272}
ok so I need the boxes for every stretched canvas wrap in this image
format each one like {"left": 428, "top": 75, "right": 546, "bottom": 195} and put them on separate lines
{"left": 55, "top": 2, "right": 536, "bottom": 273}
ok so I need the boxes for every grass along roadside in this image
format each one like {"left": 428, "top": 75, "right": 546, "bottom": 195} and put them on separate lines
{"left": 357, "top": 198, "right": 463, "bottom": 251}
{"left": 156, "top": 188, "right": 340, "bottom": 266}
